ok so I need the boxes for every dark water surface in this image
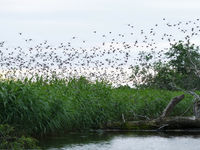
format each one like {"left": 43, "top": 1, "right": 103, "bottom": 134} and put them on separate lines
{"left": 39, "top": 131, "right": 200, "bottom": 150}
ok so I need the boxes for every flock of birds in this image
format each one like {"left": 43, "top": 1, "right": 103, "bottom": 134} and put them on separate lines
{"left": 0, "top": 18, "right": 200, "bottom": 86}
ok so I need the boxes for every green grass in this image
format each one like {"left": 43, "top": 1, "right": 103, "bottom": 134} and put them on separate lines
{"left": 0, "top": 76, "right": 195, "bottom": 136}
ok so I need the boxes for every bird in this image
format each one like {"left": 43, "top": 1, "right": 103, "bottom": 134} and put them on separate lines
{"left": 1, "top": 18, "right": 199, "bottom": 86}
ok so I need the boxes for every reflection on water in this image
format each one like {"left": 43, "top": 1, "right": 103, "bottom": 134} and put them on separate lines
{"left": 39, "top": 131, "right": 200, "bottom": 150}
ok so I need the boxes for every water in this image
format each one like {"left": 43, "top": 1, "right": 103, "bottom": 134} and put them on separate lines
{"left": 39, "top": 131, "right": 200, "bottom": 150}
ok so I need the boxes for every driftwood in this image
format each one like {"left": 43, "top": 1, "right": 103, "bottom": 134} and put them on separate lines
{"left": 194, "top": 101, "right": 200, "bottom": 119}
{"left": 161, "top": 94, "right": 185, "bottom": 118}
{"left": 105, "top": 94, "right": 200, "bottom": 131}
{"left": 106, "top": 117, "right": 200, "bottom": 131}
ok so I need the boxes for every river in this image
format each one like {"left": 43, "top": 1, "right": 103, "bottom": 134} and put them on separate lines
{"left": 39, "top": 131, "right": 200, "bottom": 150}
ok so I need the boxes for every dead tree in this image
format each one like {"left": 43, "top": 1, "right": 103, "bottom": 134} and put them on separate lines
{"left": 189, "top": 91, "right": 200, "bottom": 119}
{"left": 161, "top": 94, "right": 185, "bottom": 118}
{"left": 187, "top": 50, "right": 200, "bottom": 118}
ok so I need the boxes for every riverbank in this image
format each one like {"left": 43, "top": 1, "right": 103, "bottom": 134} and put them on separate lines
{"left": 0, "top": 76, "right": 195, "bottom": 148}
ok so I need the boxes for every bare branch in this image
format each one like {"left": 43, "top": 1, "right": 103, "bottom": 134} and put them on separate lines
{"left": 161, "top": 94, "right": 185, "bottom": 118}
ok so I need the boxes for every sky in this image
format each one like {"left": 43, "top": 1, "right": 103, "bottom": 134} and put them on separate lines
{"left": 1, "top": 0, "right": 200, "bottom": 43}
{"left": 1, "top": 0, "right": 200, "bottom": 85}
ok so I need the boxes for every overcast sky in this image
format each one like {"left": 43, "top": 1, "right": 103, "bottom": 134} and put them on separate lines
{"left": 1, "top": 0, "right": 200, "bottom": 85}
{"left": 1, "top": 0, "right": 200, "bottom": 44}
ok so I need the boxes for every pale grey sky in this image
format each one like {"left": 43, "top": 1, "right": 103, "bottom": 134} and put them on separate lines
{"left": 1, "top": 0, "right": 200, "bottom": 85}
{"left": 1, "top": 0, "right": 200, "bottom": 43}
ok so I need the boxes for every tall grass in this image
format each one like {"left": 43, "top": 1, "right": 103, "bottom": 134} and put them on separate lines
{"left": 112, "top": 87, "right": 193, "bottom": 120}
{"left": 0, "top": 76, "right": 194, "bottom": 136}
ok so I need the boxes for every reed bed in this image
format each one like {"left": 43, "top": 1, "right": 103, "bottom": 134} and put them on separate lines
{"left": 0, "top": 76, "right": 194, "bottom": 136}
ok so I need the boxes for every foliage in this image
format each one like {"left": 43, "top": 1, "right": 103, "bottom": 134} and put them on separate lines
{"left": 0, "top": 76, "right": 194, "bottom": 139}
{"left": 112, "top": 88, "right": 193, "bottom": 120}
{"left": 0, "top": 124, "right": 39, "bottom": 150}
{"left": 165, "top": 41, "right": 200, "bottom": 89}
{"left": 0, "top": 76, "right": 115, "bottom": 135}
{"left": 131, "top": 41, "right": 200, "bottom": 90}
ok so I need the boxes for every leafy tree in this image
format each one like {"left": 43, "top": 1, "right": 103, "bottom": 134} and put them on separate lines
{"left": 131, "top": 41, "right": 200, "bottom": 90}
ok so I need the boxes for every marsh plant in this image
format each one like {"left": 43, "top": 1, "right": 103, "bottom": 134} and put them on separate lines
{"left": 0, "top": 77, "right": 194, "bottom": 136}
{"left": 0, "top": 124, "right": 39, "bottom": 149}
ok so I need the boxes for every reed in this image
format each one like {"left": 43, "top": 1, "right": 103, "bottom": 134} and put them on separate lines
{"left": 0, "top": 76, "right": 194, "bottom": 136}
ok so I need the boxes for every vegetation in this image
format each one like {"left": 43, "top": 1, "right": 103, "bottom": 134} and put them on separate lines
{"left": 0, "top": 124, "right": 38, "bottom": 149}
{"left": 132, "top": 41, "right": 200, "bottom": 90}
{"left": 0, "top": 77, "right": 194, "bottom": 137}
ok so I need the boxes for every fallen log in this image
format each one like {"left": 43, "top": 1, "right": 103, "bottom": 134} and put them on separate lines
{"left": 106, "top": 117, "right": 200, "bottom": 131}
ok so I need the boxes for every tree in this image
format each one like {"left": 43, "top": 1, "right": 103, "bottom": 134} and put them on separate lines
{"left": 165, "top": 41, "right": 200, "bottom": 90}
{"left": 131, "top": 41, "right": 200, "bottom": 90}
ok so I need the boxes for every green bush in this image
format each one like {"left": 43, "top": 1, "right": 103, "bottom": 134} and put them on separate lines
{"left": 0, "top": 124, "right": 39, "bottom": 150}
